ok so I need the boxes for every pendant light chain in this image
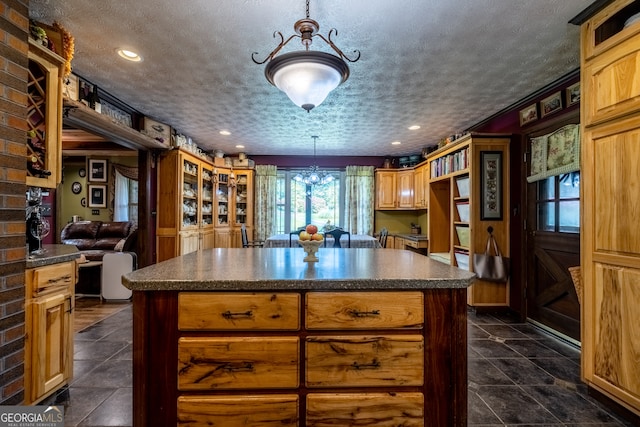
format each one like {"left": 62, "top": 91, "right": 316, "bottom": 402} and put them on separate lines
{"left": 306, "top": 0, "right": 310, "bottom": 19}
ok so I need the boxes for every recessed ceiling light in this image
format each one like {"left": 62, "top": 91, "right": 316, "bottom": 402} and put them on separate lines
{"left": 116, "top": 49, "right": 142, "bottom": 62}
{"left": 219, "top": 130, "right": 231, "bottom": 136}
{"left": 391, "top": 141, "right": 401, "bottom": 145}
{"left": 408, "top": 125, "right": 421, "bottom": 130}
{"left": 236, "top": 145, "right": 245, "bottom": 149}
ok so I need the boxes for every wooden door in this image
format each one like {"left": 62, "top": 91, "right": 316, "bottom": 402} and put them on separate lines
{"left": 376, "top": 171, "right": 396, "bottom": 209}
{"left": 526, "top": 173, "right": 581, "bottom": 341}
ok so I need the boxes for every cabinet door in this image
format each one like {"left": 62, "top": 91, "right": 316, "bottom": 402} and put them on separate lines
{"left": 376, "top": 171, "right": 396, "bottom": 209}
{"left": 181, "top": 156, "right": 200, "bottom": 230}
{"left": 31, "top": 290, "right": 73, "bottom": 402}
{"left": 214, "top": 229, "right": 231, "bottom": 248}
{"left": 233, "top": 171, "right": 253, "bottom": 226}
{"left": 397, "top": 170, "right": 414, "bottom": 208}
{"left": 27, "top": 43, "right": 64, "bottom": 188}
{"left": 201, "top": 163, "right": 214, "bottom": 228}
{"left": 215, "top": 170, "right": 231, "bottom": 227}
{"left": 179, "top": 230, "right": 200, "bottom": 255}
{"left": 200, "top": 229, "right": 215, "bottom": 250}
{"left": 413, "top": 166, "right": 426, "bottom": 208}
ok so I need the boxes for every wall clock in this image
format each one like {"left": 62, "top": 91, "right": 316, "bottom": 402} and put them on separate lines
{"left": 71, "top": 182, "right": 82, "bottom": 194}
{"left": 79, "top": 168, "right": 86, "bottom": 177}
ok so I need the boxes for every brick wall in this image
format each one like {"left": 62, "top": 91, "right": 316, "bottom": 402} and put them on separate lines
{"left": 0, "top": 0, "right": 29, "bottom": 405}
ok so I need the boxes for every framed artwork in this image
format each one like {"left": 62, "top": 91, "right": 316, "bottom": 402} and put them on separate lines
{"left": 88, "top": 184, "right": 107, "bottom": 208}
{"left": 89, "top": 159, "right": 107, "bottom": 182}
{"left": 540, "top": 91, "right": 562, "bottom": 118}
{"left": 519, "top": 103, "right": 538, "bottom": 126}
{"left": 566, "top": 82, "right": 580, "bottom": 106}
{"left": 78, "top": 167, "right": 86, "bottom": 177}
{"left": 480, "top": 151, "right": 503, "bottom": 220}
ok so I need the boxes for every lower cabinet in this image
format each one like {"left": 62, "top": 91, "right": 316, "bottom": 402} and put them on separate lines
{"left": 24, "top": 260, "right": 75, "bottom": 404}
{"left": 135, "top": 289, "right": 467, "bottom": 426}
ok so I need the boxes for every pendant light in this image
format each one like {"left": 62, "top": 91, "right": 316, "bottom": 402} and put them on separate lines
{"left": 294, "top": 136, "right": 334, "bottom": 185}
{"left": 252, "top": 0, "right": 360, "bottom": 112}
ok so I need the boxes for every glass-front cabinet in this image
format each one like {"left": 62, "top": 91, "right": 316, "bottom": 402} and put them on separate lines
{"left": 157, "top": 149, "right": 229, "bottom": 261}
{"left": 214, "top": 169, "right": 254, "bottom": 248}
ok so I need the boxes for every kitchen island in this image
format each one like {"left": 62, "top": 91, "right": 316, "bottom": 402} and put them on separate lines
{"left": 124, "top": 247, "right": 474, "bottom": 426}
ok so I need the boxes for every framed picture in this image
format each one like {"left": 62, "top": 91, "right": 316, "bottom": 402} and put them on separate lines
{"left": 519, "top": 103, "right": 538, "bottom": 126}
{"left": 540, "top": 91, "right": 562, "bottom": 118}
{"left": 88, "top": 184, "right": 107, "bottom": 208}
{"left": 71, "top": 182, "right": 82, "bottom": 194}
{"left": 142, "top": 117, "right": 172, "bottom": 145}
{"left": 89, "top": 159, "right": 107, "bottom": 182}
{"left": 566, "top": 82, "right": 580, "bottom": 106}
{"left": 480, "top": 151, "right": 502, "bottom": 220}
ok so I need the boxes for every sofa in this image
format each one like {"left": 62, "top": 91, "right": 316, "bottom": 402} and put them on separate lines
{"left": 60, "top": 220, "right": 137, "bottom": 261}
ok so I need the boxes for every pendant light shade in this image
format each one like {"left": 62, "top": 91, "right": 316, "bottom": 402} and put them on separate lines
{"left": 252, "top": 0, "right": 360, "bottom": 112}
{"left": 266, "top": 52, "right": 349, "bottom": 112}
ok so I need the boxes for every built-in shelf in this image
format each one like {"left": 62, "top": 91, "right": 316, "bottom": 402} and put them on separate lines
{"left": 63, "top": 98, "right": 170, "bottom": 151}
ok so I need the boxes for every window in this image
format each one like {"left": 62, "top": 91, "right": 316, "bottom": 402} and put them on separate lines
{"left": 536, "top": 171, "right": 579, "bottom": 233}
{"left": 275, "top": 170, "right": 344, "bottom": 234}
{"left": 114, "top": 170, "right": 138, "bottom": 223}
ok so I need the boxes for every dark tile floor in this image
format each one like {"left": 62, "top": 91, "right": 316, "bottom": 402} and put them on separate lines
{"left": 43, "top": 301, "right": 636, "bottom": 426}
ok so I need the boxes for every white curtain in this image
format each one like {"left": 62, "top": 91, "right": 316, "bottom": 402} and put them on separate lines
{"left": 254, "top": 165, "right": 278, "bottom": 241}
{"left": 113, "top": 170, "right": 129, "bottom": 221}
{"left": 344, "top": 165, "right": 375, "bottom": 235}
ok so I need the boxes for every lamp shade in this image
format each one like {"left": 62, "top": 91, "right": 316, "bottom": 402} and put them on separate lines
{"left": 265, "top": 51, "right": 349, "bottom": 111}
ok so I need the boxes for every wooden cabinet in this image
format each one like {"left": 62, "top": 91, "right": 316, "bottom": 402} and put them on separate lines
{"left": 157, "top": 149, "right": 228, "bottom": 261}
{"left": 579, "top": 0, "right": 640, "bottom": 416}
{"left": 27, "top": 40, "right": 64, "bottom": 188}
{"left": 214, "top": 169, "right": 254, "bottom": 247}
{"left": 147, "top": 289, "right": 465, "bottom": 426}
{"left": 427, "top": 133, "right": 510, "bottom": 308}
{"left": 24, "top": 260, "right": 75, "bottom": 404}
{"left": 375, "top": 166, "right": 425, "bottom": 210}
{"left": 413, "top": 163, "right": 429, "bottom": 208}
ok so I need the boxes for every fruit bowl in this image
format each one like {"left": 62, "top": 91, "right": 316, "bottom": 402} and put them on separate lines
{"left": 298, "top": 239, "right": 323, "bottom": 262}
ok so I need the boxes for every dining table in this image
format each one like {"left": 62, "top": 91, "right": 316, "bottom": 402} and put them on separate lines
{"left": 263, "top": 233, "right": 382, "bottom": 248}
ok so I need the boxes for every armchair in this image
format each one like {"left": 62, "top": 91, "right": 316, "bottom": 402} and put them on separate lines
{"left": 289, "top": 226, "right": 306, "bottom": 247}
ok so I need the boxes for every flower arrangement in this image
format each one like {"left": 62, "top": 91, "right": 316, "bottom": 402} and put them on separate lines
{"left": 52, "top": 21, "right": 75, "bottom": 78}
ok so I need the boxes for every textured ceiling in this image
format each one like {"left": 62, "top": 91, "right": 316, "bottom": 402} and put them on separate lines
{"left": 29, "top": 0, "right": 591, "bottom": 157}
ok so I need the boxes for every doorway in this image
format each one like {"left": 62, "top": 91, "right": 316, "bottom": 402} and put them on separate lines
{"left": 524, "top": 114, "right": 581, "bottom": 343}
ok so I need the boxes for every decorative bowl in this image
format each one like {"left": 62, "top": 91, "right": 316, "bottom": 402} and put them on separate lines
{"left": 298, "top": 239, "right": 323, "bottom": 262}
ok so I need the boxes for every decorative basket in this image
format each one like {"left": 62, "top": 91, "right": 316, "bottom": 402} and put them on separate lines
{"left": 568, "top": 266, "right": 582, "bottom": 305}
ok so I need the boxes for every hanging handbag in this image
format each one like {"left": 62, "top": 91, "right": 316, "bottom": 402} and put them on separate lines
{"left": 473, "top": 231, "right": 510, "bottom": 283}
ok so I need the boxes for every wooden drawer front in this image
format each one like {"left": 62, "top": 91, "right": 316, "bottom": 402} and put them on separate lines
{"left": 28, "top": 262, "right": 75, "bottom": 295}
{"left": 306, "top": 392, "right": 423, "bottom": 426}
{"left": 305, "top": 335, "right": 424, "bottom": 387}
{"left": 178, "top": 292, "right": 300, "bottom": 330}
{"left": 306, "top": 292, "right": 423, "bottom": 330}
{"left": 585, "top": 32, "right": 640, "bottom": 126}
{"left": 178, "top": 394, "right": 298, "bottom": 426}
{"left": 178, "top": 337, "right": 299, "bottom": 390}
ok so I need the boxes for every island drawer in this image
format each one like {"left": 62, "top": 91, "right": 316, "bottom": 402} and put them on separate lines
{"left": 178, "top": 394, "right": 299, "bottom": 426}
{"left": 26, "top": 261, "right": 76, "bottom": 296}
{"left": 305, "top": 292, "right": 423, "bottom": 329}
{"left": 305, "top": 335, "right": 424, "bottom": 387}
{"left": 306, "top": 392, "right": 423, "bottom": 426}
{"left": 178, "top": 337, "right": 299, "bottom": 390}
{"left": 178, "top": 292, "right": 300, "bottom": 330}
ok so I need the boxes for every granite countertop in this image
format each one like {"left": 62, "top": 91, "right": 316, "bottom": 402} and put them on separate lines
{"left": 123, "top": 248, "right": 474, "bottom": 291}
{"left": 26, "top": 244, "right": 80, "bottom": 269}
{"left": 394, "top": 233, "right": 428, "bottom": 241}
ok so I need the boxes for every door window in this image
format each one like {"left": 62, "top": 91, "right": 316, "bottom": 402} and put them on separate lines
{"left": 536, "top": 172, "right": 580, "bottom": 233}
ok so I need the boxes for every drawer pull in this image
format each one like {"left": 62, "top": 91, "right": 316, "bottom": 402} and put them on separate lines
{"left": 348, "top": 309, "right": 380, "bottom": 318}
{"left": 350, "top": 359, "right": 381, "bottom": 370}
{"left": 221, "top": 310, "right": 253, "bottom": 319}
{"left": 48, "top": 274, "right": 71, "bottom": 284}
{"left": 221, "top": 362, "right": 254, "bottom": 373}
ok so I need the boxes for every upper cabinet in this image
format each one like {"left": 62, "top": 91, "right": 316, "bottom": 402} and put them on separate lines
{"left": 27, "top": 40, "right": 64, "bottom": 188}
{"left": 579, "top": 0, "right": 640, "bottom": 417}
{"left": 375, "top": 163, "right": 428, "bottom": 210}
{"left": 214, "top": 169, "right": 254, "bottom": 248}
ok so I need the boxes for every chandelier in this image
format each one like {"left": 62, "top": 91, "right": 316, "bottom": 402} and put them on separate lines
{"left": 252, "top": 0, "right": 360, "bottom": 112}
{"left": 294, "top": 136, "right": 334, "bottom": 185}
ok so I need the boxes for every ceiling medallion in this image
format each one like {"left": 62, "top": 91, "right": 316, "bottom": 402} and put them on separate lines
{"left": 294, "top": 136, "right": 334, "bottom": 185}
{"left": 252, "top": 0, "right": 360, "bottom": 112}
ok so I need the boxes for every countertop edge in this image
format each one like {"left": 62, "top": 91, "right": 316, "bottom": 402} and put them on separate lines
{"left": 26, "top": 244, "right": 81, "bottom": 268}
